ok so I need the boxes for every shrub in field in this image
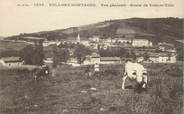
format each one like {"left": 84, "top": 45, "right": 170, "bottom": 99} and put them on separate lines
{"left": 164, "top": 64, "right": 183, "bottom": 77}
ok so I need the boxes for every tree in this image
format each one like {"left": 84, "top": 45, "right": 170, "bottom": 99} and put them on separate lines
{"left": 52, "top": 47, "right": 60, "bottom": 68}
{"left": 52, "top": 46, "right": 70, "bottom": 68}
{"left": 130, "top": 50, "right": 136, "bottom": 60}
{"left": 59, "top": 48, "right": 70, "bottom": 63}
{"left": 21, "top": 45, "right": 35, "bottom": 65}
{"left": 119, "top": 48, "right": 129, "bottom": 57}
{"left": 21, "top": 45, "right": 44, "bottom": 65}
{"left": 74, "top": 44, "right": 92, "bottom": 64}
{"left": 143, "top": 52, "right": 149, "bottom": 61}
{"left": 32, "top": 45, "right": 45, "bottom": 65}
{"left": 176, "top": 47, "right": 183, "bottom": 61}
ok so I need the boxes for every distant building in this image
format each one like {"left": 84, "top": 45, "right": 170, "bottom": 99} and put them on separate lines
{"left": 89, "top": 36, "right": 100, "bottom": 42}
{"left": 84, "top": 53, "right": 121, "bottom": 65}
{"left": 113, "top": 38, "right": 152, "bottom": 47}
{"left": 98, "top": 43, "right": 109, "bottom": 50}
{"left": 132, "top": 39, "right": 152, "bottom": 47}
{"left": 67, "top": 57, "right": 80, "bottom": 67}
{"left": 91, "top": 53, "right": 100, "bottom": 64}
{"left": 43, "top": 41, "right": 61, "bottom": 47}
{"left": 44, "top": 58, "right": 53, "bottom": 64}
{"left": 111, "top": 39, "right": 117, "bottom": 43}
{"left": 83, "top": 55, "right": 92, "bottom": 65}
{"left": 66, "top": 34, "right": 81, "bottom": 44}
{"left": 149, "top": 54, "right": 160, "bottom": 63}
{"left": 148, "top": 53, "right": 176, "bottom": 63}
{"left": 94, "top": 63, "right": 100, "bottom": 72}
{"left": 158, "top": 42, "right": 176, "bottom": 53}
{"left": 121, "top": 57, "right": 134, "bottom": 63}
{"left": 158, "top": 53, "right": 176, "bottom": 63}
{"left": 64, "top": 36, "right": 80, "bottom": 44}
{"left": 115, "top": 38, "right": 132, "bottom": 44}
{"left": 0, "top": 57, "right": 24, "bottom": 67}
{"left": 136, "top": 56, "right": 144, "bottom": 63}
{"left": 90, "top": 43, "right": 99, "bottom": 49}
{"left": 81, "top": 40, "right": 90, "bottom": 47}
{"left": 100, "top": 57, "right": 121, "bottom": 64}
{"left": 105, "top": 38, "right": 113, "bottom": 43}
{"left": 158, "top": 42, "right": 174, "bottom": 47}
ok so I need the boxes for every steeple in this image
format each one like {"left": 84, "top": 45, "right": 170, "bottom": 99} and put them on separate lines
{"left": 77, "top": 34, "right": 80, "bottom": 43}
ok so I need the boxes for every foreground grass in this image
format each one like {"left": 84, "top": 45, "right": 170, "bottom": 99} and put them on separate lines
{"left": 0, "top": 63, "right": 183, "bottom": 114}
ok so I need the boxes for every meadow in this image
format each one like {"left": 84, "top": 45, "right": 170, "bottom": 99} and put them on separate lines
{"left": 0, "top": 63, "right": 183, "bottom": 114}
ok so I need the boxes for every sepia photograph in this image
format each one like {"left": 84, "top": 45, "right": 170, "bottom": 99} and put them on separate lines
{"left": 0, "top": 0, "right": 183, "bottom": 114}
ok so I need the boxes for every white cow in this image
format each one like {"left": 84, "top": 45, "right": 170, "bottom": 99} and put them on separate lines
{"left": 122, "top": 61, "right": 148, "bottom": 90}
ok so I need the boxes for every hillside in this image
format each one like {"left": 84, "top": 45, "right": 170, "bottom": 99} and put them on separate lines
{"left": 0, "top": 36, "right": 5, "bottom": 39}
{"left": 6, "top": 17, "right": 183, "bottom": 44}
{"left": 0, "top": 40, "right": 30, "bottom": 52}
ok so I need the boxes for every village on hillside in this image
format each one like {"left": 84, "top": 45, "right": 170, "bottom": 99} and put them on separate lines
{"left": 0, "top": 32, "right": 177, "bottom": 69}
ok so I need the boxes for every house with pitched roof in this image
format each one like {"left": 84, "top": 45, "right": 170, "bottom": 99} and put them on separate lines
{"left": 148, "top": 53, "right": 176, "bottom": 63}
{"left": 0, "top": 57, "right": 24, "bottom": 67}
{"left": 100, "top": 57, "right": 121, "bottom": 64}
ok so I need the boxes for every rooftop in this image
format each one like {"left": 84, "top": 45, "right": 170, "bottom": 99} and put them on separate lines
{"left": 1, "top": 57, "right": 23, "bottom": 62}
{"left": 100, "top": 57, "right": 121, "bottom": 61}
{"left": 149, "top": 52, "right": 171, "bottom": 57}
{"left": 132, "top": 39, "right": 149, "bottom": 41}
{"left": 91, "top": 53, "right": 100, "bottom": 58}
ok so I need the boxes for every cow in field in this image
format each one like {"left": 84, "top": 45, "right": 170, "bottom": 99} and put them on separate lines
{"left": 32, "top": 65, "right": 50, "bottom": 80}
{"left": 122, "top": 61, "right": 148, "bottom": 90}
{"left": 18, "top": 65, "right": 50, "bottom": 80}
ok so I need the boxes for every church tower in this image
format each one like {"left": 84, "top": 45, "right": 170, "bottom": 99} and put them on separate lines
{"left": 77, "top": 34, "right": 80, "bottom": 43}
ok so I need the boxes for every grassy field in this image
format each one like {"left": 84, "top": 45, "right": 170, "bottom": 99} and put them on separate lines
{"left": 0, "top": 40, "right": 30, "bottom": 52}
{"left": 0, "top": 63, "right": 183, "bottom": 114}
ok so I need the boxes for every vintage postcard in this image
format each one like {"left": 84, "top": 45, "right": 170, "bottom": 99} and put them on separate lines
{"left": 0, "top": 0, "right": 183, "bottom": 114}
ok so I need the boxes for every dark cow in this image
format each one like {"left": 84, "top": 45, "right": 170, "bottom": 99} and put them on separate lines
{"left": 32, "top": 65, "right": 50, "bottom": 80}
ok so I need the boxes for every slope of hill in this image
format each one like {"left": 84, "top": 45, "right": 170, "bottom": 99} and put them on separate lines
{"left": 6, "top": 17, "right": 183, "bottom": 44}
{"left": 0, "top": 40, "right": 30, "bottom": 58}
{"left": 0, "top": 36, "right": 5, "bottom": 39}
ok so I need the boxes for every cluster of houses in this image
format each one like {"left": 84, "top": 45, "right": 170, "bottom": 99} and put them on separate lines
{"left": 65, "top": 52, "right": 121, "bottom": 67}
{"left": 64, "top": 34, "right": 176, "bottom": 65}
{"left": 66, "top": 51, "right": 176, "bottom": 67}
{"left": 52, "top": 34, "right": 153, "bottom": 50}
{"left": 0, "top": 34, "right": 177, "bottom": 67}
{"left": 76, "top": 35, "right": 152, "bottom": 50}
{"left": 136, "top": 52, "right": 176, "bottom": 63}
{"left": 84, "top": 53, "right": 121, "bottom": 65}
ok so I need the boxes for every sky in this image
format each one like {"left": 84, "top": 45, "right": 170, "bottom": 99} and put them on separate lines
{"left": 0, "top": 0, "right": 183, "bottom": 36}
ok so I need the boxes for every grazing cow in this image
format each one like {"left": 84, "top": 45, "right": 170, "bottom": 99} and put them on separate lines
{"left": 20, "top": 65, "right": 49, "bottom": 80}
{"left": 32, "top": 65, "right": 50, "bottom": 80}
{"left": 122, "top": 61, "right": 148, "bottom": 90}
